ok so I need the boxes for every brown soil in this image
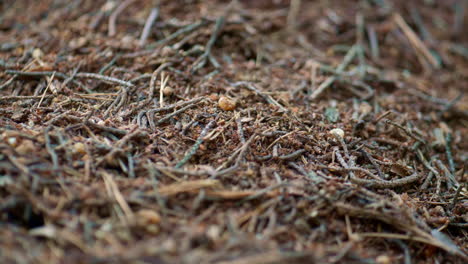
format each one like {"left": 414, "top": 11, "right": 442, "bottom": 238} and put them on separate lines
{"left": 0, "top": 0, "right": 467, "bottom": 263}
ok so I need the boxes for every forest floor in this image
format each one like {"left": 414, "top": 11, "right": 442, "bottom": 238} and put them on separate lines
{"left": 0, "top": 0, "right": 467, "bottom": 263}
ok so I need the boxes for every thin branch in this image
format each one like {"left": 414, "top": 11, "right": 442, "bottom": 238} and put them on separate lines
{"left": 309, "top": 45, "right": 358, "bottom": 100}
{"left": 108, "top": 0, "right": 136, "bottom": 37}
{"left": 175, "top": 120, "right": 216, "bottom": 168}
{"left": 139, "top": 8, "right": 159, "bottom": 46}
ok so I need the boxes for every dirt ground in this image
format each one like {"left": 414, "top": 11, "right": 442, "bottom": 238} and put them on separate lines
{"left": 0, "top": 0, "right": 467, "bottom": 263}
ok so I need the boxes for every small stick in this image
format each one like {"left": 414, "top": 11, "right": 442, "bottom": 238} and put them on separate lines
{"left": 385, "top": 119, "right": 426, "bottom": 145}
{"left": 342, "top": 79, "right": 375, "bottom": 99}
{"left": 236, "top": 117, "right": 246, "bottom": 144}
{"left": 62, "top": 114, "right": 128, "bottom": 136}
{"left": 154, "top": 103, "right": 198, "bottom": 127}
{"left": 150, "top": 64, "right": 172, "bottom": 101}
{"left": 175, "top": 120, "right": 216, "bottom": 168}
{"left": 450, "top": 184, "right": 464, "bottom": 209}
{"left": 335, "top": 146, "right": 421, "bottom": 188}
{"left": 108, "top": 0, "right": 136, "bottom": 37}
{"left": 122, "top": 63, "right": 172, "bottom": 119}
{"left": 172, "top": 30, "right": 200, "bottom": 50}
{"left": 139, "top": 8, "right": 159, "bottom": 46}
{"left": 159, "top": 71, "right": 170, "bottom": 107}
{"left": 256, "top": 154, "right": 272, "bottom": 161}
{"left": 37, "top": 71, "right": 55, "bottom": 108}
{"left": 335, "top": 134, "right": 350, "bottom": 160}
{"left": 89, "top": 10, "right": 106, "bottom": 30}
{"left": 349, "top": 170, "right": 422, "bottom": 189}
{"left": 407, "top": 89, "right": 452, "bottom": 105}
{"left": 191, "top": 16, "right": 225, "bottom": 73}
{"left": 410, "top": 7, "right": 434, "bottom": 43}
{"left": 438, "top": 92, "right": 463, "bottom": 117}
{"left": 287, "top": 0, "right": 301, "bottom": 31}
{"left": 279, "top": 149, "right": 306, "bottom": 160}
{"left": 421, "top": 171, "right": 434, "bottom": 190}
{"left": 148, "top": 96, "right": 204, "bottom": 114}
{"left": 305, "top": 59, "right": 355, "bottom": 76}
{"left": 114, "top": 88, "right": 128, "bottom": 113}
{"left": 417, "top": 150, "right": 441, "bottom": 194}
{"left": 241, "top": 183, "right": 287, "bottom": 201}
{"left": 127, "top": 153, "right": 135, "bottom": 178}
{"left": 435, "top": 159, "right": 457, "bottom": 189}
{"left": 0, "top": 95, "right": 54, "bottom": 102}
{"left": 137, "top": 110, "right": 149, "bottom": 128}
{"left": 103, "top": 91, "right": 123, "bottom": 117}
{"left": 367, "top": 25, "right": 379, "bottom": 60}
{"left": 267, "top": 130, "right": 296, "bottom": 150}
{"left": 323, "top": 165, "right": 383, "bottom": 181}
{"left": 373, "top": 110, "right": 393, "bottom": 123}
{"left": 99, "top": 54, "right": 120, "bottom": 74}
{"left": 369, "top": 137, "right": 409, "bottom": 149}
{"left": 231, "top": 81, "right": 287, "bottom": 112}
{"left": 334, "top": 150, "right": 355, "bottom": 181}
{"left": 360, "top": 149, "right": 384, "bottom": 179}
{"left": 75, "top": 72, "right": 134, "bottom": 87}
{"left": 445, "top": 133, "right": 455, "bottom": 175}
{"left": 261, "top": 131, "right": 288, "bottom": 137}
{"left": 394, "top": 13, "right": 439, "bottom": 68}
{"left": 98, "top": 127, "right": 145, "bottom": 166}
{"left": 153, "top": 164, "right": 236, "bottom": 180}
{"left": 309, "top": 45, "right": 358, "bottom": 100}
{"left": 0, "top": 75, "right": 17, "bottom": 90}
{"left": 356, "top": 13, "right": 366, "bottom": 77}
{"left": 101, "top": 171, "right": 135, "bottom": 224}
{"left": 140, "top": 97, "right": 204, "bottom": 128}
{"left": 217, "top": 135, "right": 255, "bottom": 171}
{"left": 153, "top": 20, "right": 208, "bottom": 47}
{"left": 61, "top": 63, "right": 82, "bottom": 91}
{"left": 129, "top": 73, "right": 153, "bottom": 83}
{"left": 288, "top": 161, "right": 309, "bottom": 176}
{"left": 433, "top": 168, "right": 442, "bottom": 196}
{"left": 309, "top": 62, "right": 317, "bottom": 95}
{"left": 453, "top": 0, "right": 466, "bottom": 34}
{"left": 44, "top": 126, "right": 59, "bottom": 172}
{"left": 5, "top": 70, "right": 87, "bottom": 91}
{"left": 146, "top": 68, "right": 160, "bottom": 103}
{"left": 89, "top": 1, "right": 111, "bottom": 30}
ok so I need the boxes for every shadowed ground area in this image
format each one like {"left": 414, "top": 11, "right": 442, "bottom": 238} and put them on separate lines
{"left": 0, "top": 0, "right": 467, "bottom": 263}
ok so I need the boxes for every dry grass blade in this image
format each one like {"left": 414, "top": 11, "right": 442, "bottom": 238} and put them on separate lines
{"left": 156, "top": 179, "right": 221, "bottom": 197}
{"left": 394, "top": 13, "right": 440, "bottom": 68}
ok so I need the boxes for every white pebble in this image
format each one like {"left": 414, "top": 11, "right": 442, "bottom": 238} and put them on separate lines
{"left": 7, "top": 137, "right": 17, "bottom": 146}
{"left": 329, "top": 128, "right": 344, "bottom": 138}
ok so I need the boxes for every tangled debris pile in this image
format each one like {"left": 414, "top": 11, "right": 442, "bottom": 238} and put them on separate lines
{"left": 0, "top": 0, "right": 467, "bottom": 263}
